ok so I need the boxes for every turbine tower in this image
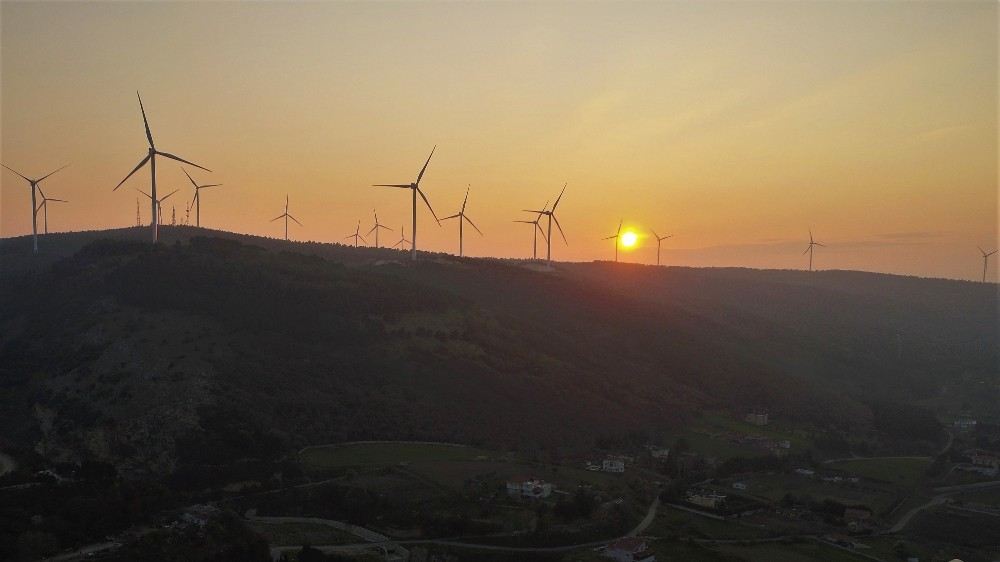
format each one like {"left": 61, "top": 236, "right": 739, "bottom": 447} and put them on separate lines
{"left": 372, "top": 146, "right": 440, "bottom": 261}
{"left": 523, "top": 184, "right": 568, "bottom": 265}
{"left": 441, "top": 186, "right": 482, "bottom": 257}
{"left": 803, "top": 229, "right": 825, "bottom": 272}
{"left": 345, "top": 220, "right": 368, "bottom": 248}
{"left": 270, "top": 195, "right": 302, "bottom": 241}
{"left": 137, "top": 188, "right": 178, "bottom": 227}
{"left": 367, "top": 209, "right": 392, "bottom": 249}
{"left": 602, "top": 219, "right": 623, "bottom": 262}
{"left": 651, "top": 229, "right": 673, "bottom": 266}
{"left": 35, "top": 186, "right": 68, "bottom": 235}
{"left": 113, "top": 92, "right": 210, "bottom": 244}
{"left": 392, "top": 225, "right": 412, "bottom": 250}
{"left": 183, "top": 169, "right": 221, "bottom": 228}
{"left": 513, "top": 201, "right": 548, "bottom": 260}
{"left": 979, "top": 247, "right": 997, "bottom": 283}
{"left": 1, "top": 163, "right": 68, "bottom": 254}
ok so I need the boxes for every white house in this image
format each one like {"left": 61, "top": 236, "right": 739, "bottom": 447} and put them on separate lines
{"left": 506, "top": 477, "right": 553, "bottom": 499}
{"left": 602, "top": 538, "right": 655, "bottom": 562}
{"left": 602, "top": 459, "right": 625, "bottom": 473}
{"left": 745, "top": 409, "right": 770, "bottom": 426}
{"left": 687, "top": 490, "right": 727, "bottom": 509}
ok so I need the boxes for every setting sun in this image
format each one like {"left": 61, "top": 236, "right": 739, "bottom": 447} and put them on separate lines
{"left": 621, "top": 231, "right": 638, "bottom": 248}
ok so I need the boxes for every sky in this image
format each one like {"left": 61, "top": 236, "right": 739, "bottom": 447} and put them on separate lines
{"left": 1, "top": 1, "right": 996, "bottom": 281}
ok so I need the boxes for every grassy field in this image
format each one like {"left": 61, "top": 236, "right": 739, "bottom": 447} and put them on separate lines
{"left": 737, "top": 472, "right": 900, "bottom": 513}
{"left": 650, "top": 508, "right": 773, "bottom": 540}
{"left": 299, "top": 442, "right": 497, "bottom": 470}
{"left": 826, "top": 458, "right": 931, "bottom": 487}
{"left": 711, "top": 541, "right": 871, "bottom": 562}
{"left": 248, "top": 521, "right": 359, "bottom": 546}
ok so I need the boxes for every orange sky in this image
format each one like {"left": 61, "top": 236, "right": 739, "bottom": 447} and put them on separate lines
{"left": 1, "top": 2, "right": 996, "bottom": 280}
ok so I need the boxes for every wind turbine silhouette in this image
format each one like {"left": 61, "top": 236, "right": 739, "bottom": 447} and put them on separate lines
{"left": 513, "top": 200, "right": 548, "bottom": 260}
{"left": 182, "top": 169, "right": 221, "bottom": 228}
{"left": 441, "top": 186, "right": 482, "bottom": 257}
{"left": 372, "top": 146, "right": 440, "bottom": 261}
{"left": 270, "top": 195, "right": 302, "bottom": 241}
{"left": 345, "top": 220, "right": 368, "bottom": 247}
{"left": 523, "top": 184, "right": 568, "bottom": 265}
{"left": 367, "top": 209, "right": 392, "bottom": 249}
{"left": 602, "top": 219, "right": 623, "bottom": 262}
{"left": 35, "top": 186, "right": 68, "bottom": 235}
{"left": 979, "top": 247, "right": 997, "bottom": 283}
{"left": 651, "top": 229, "right": 673, "bottom": 266}
{"left": 392, "top": 225, "right": 412, "bottom": 250}
{"left": 137, "top": 188, "right": 178, "bottom": 227}
{"left": 803, "top": 229, "right": 825, "bottom": 272}
{"left": 114, "top": 92, "right": 210, "bottom": 244}
{"left": 2, "top": 163, "right": 69, "bottom": 254}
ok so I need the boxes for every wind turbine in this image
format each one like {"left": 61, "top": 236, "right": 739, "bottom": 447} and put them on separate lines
{"left": 137, "top": 188, "right": 178, "bottom": 227}
{"left": 270, "top": 195, "right": 302, "bottom": 241}
{"left": 367, "top": 209, "right": 392, "bottom": 249}
{"left": 183, "top": 169, "right": 221, "bottom": 228}
{"left": 392, "top": 225, "right": 412, "bottom": 250}
{"left": 803, "top": 229, "right": 824, "bottom": 272}
{"left": 523, "top": 184, "right": 568, "bottom": 265}
{"left": 372, "top": 146, "right": 441, "bottom": 261}
{"left": 513, "top": 200, "right": 548, "bottom": 260}
{"left": 113, "top": 92, "right": 210, "bottom": 244}
{"left": 1, "top": 163, "right": 68, "bottom": 254}
{"left": 979, "top": 247, "right": 997, "bottom": 283}
{"left": 651, "top": 229, "right": 673, "bottom": 266}
{"left": 602, "top": 219, "right": 624, "bottom": 262}
{"left": 441, "top": 185, "right": 482, "bottom": 257}
{"left": 35, "top": 186, "right": 68, "bottom": 235}
{"left": 345, "top": 220, "right": 368, "bottom": 248}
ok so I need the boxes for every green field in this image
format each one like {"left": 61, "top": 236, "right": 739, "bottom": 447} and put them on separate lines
{"left": 248, "top": 521, "right": 358, "bottom": 546}
{"left": 650, "top": 508, "right": 773, "bottom": 540}
{"left": 712, "top": 540, "right": 871, "bottom": 562}
{"left": 299, "top": 442, "right": 497, "bottom": 470}
{"left": 737, "top": 472, "right": 900, "bottom": 513}
{"left": 826, "top": 458, "right": 931, "bottom": 487}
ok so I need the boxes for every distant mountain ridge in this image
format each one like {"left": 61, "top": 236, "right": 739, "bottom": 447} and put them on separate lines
{"left": 0, "top": 229, "right": 995, "bottom": 478}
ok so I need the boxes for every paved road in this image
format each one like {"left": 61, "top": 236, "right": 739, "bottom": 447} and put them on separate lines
{"left": 886, "top": 479, "right": 1000, "bottom": 533}
{"left": 822, "top": 455, "right": 930, "bottom": 465}
{"left": 627, "top": 496, "right": 660, "bottom": 537}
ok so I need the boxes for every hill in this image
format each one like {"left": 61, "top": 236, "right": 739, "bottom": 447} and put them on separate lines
{"left": 0, "top": 228, "right": 995, "bottom": 479}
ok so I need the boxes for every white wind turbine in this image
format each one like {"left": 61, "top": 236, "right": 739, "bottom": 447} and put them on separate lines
{"left": 522, "top": 184, "right": 568, "bottom": 265}
{"left": 441, "top": 186, "right": 482, "bottom": 257}
{"left": 345, "top": 220, "right": 368, "bottom": 248}
{"left": 367, "top": 209, "right": 392, "bottom": 249}
{"left": 35, "top": 186, "right": 68, "bottom": 235}
{"left": 513, "top": 200, "right": 548, "bottom": 260}
{"left": 602, "top": 219, "right": 624, "bottom": 262}
{"left": 137, "top": 188, "right": 178, "bottom": 227}
{"left": 2, "top": 163, "right": 69, "bottom": 254}
{"left": 804, "top": 229, "right": 825, "bottom": 272}
{"left": 372, "top": 146, "right": 440, "bottom": 261}
{"left": 270, "top": 195, "right": 302, "bottom": 241}
{"left": 113, "top": 92, "right": 210, "bottom": 244}
{"left": 651, "top": 229, "right": 673, "bottom": 266}
{"left": 183, "top": 169, "right": 221, "bottom": 228}
{"left": 392, "top": 225, "right": 412, "bottom": 250}
{"left": 979, "top": 247, "right": 998, "bottom": 283}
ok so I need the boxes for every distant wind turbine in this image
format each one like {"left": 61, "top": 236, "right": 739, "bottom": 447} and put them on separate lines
{"left": 602, "top": 219, "right": 624, "bottom": 262}
{"left": 513, "top": 200, "right": 548, "bottom": 260}
{"left": 651, "top": 229, "right": 673, "bottom": 266}
{"left": 979, "top": 247, "right": 997, "bottom": 283}
{"left": 2, "top": 163, "right": 68, "bottom": 254}
{"left": 372, "top": 146, "right": 441, "bottom": 261}
{"left": 523, "top": 184, "right": 568, "bottom": 265}
{"left": 441, "top": 186, "right": 482, "bottom": 257}
{"left": 345, "top": 220, "right": 368, "bottom": 248}
{"left": 183, "top": 169, "right": 221, "bottom": 228}
{"left": 803, "top": 229, "right": 825, "bottom": 272}
{"left": 137, "top": 188, "right": 178, "bottom": 227}
{"left": 35, "top": 186, "right": 68, "bottom": 235}
{"left": 270, "top": 195, "right": 302, "bottom": 241}
{"left": 392, "top": 225, "right": 412, "bottom": 250}
{"left": 113, "top": 92, "right": 210, "bottom": 244}
{"left": 367, "top": 209, "right": 392, "bottom": 249}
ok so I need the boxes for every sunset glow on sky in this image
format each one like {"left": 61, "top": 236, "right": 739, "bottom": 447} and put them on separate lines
{"left": 1, "top": 2, "right": 996, "bottom": 280}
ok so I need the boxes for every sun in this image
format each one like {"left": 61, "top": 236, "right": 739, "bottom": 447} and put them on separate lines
{"left": 620, "top": 230, "right": 638, "bottom": 248}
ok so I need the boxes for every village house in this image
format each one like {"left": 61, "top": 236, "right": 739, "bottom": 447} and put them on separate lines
{"left": 731, "top": 482, "right": 747, "bottom": 490}
{"left": 953, "top": 417, "right": 977, "bottom": 431}
{"left": 745, "top": 408, "right": 770, "bottom": 426}
{"left": 602, "top": 537, "right": 656, "bottom": 562}
{"left": 969, "top": 449, "right": 1000, "bottom": 470}
{"left": 506, "top": 477, "right": 553, "bottom": 499}
{"left": 602, "top": 458, "right": 626, "bottom": 473}
{"left": 647, "top": 446, "right": 670, "bottom": 460}
{"left": 687, "top": 490, "right": 727, "bottom": 509}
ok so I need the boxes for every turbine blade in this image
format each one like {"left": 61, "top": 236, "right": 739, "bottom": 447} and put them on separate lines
{"left": 137, "top": 92, "right": 155, "bottom": 148}
{"left": 617, "top": 219, "right": 622, "bottom": 235}
{"left": 271, "top": 213, "right": 285, "bottom": 222}
{"left": 417, "top": 187, "right": 440, "bottom": 224}
{"left": 535, "top": 222, "right": 548, "bottom": 242}
{"left": 182, "top": 168, "right": 199, "bottom": 188}
{"left": 359, "top": 233, "right": 368, "bottom": 244}
{"left": 988, "top": 250, "right": 998, "bottom": 257}
{"left": 513, "top": 220, "right": 534, "bottom": 224}
{"left": 37, "top": 164, "right": 70, "bottom": 183}
{"left": 552, "top": 213, "right": 567, "bottom": 244}
{"left": 522, "top": 209, "right": 546, "bottom": 213}
{"left": 160, "top": 189, "right": 179, "bottom": 202}
{"left": 191, "top": 191, "right": 199, "bottom": 208}
{"left": 651, "top": 229, "right": 659, "bottom": 240}
{"left": 288, "top": 215, "right": 303, "bottom": 226}
{"left": 464, "top": 215, "right": 482, "bottom": 235}
{"left": 372, "top": 184, "right": 412, "bottom": 188}
{"left": 803, "top": 246, "right": 811, "bottom": 255}
{"left": 461, "top": 185, "right": 469, "bottom": 213}
{"left": 815, "top": 242, "right": 825, "bottom": 247}
{"left": 552, "top": 183, "right": 567, "bottom": 210}
{"left": 441, "top": 213, "right": 460, "bottom": 220}
{"left": 156, "top": 151, "right": 211, "bottom": 172}
{"left": 49, "top": 198, "right": 68, "bottom": 203}
{"left": 136, "top": 188, "right": 153, "bottom": 200}
{"left": 1, "top": 163, "right": 31, "bottom": 182}
{"left": 602, "top": 235, "right": 618, "bottom": 240}
{"left": 114, "top": 154, "right": 151, "bottom": 190}
{"left": 416, "top": 145, "right": 436, "bottom": 185}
